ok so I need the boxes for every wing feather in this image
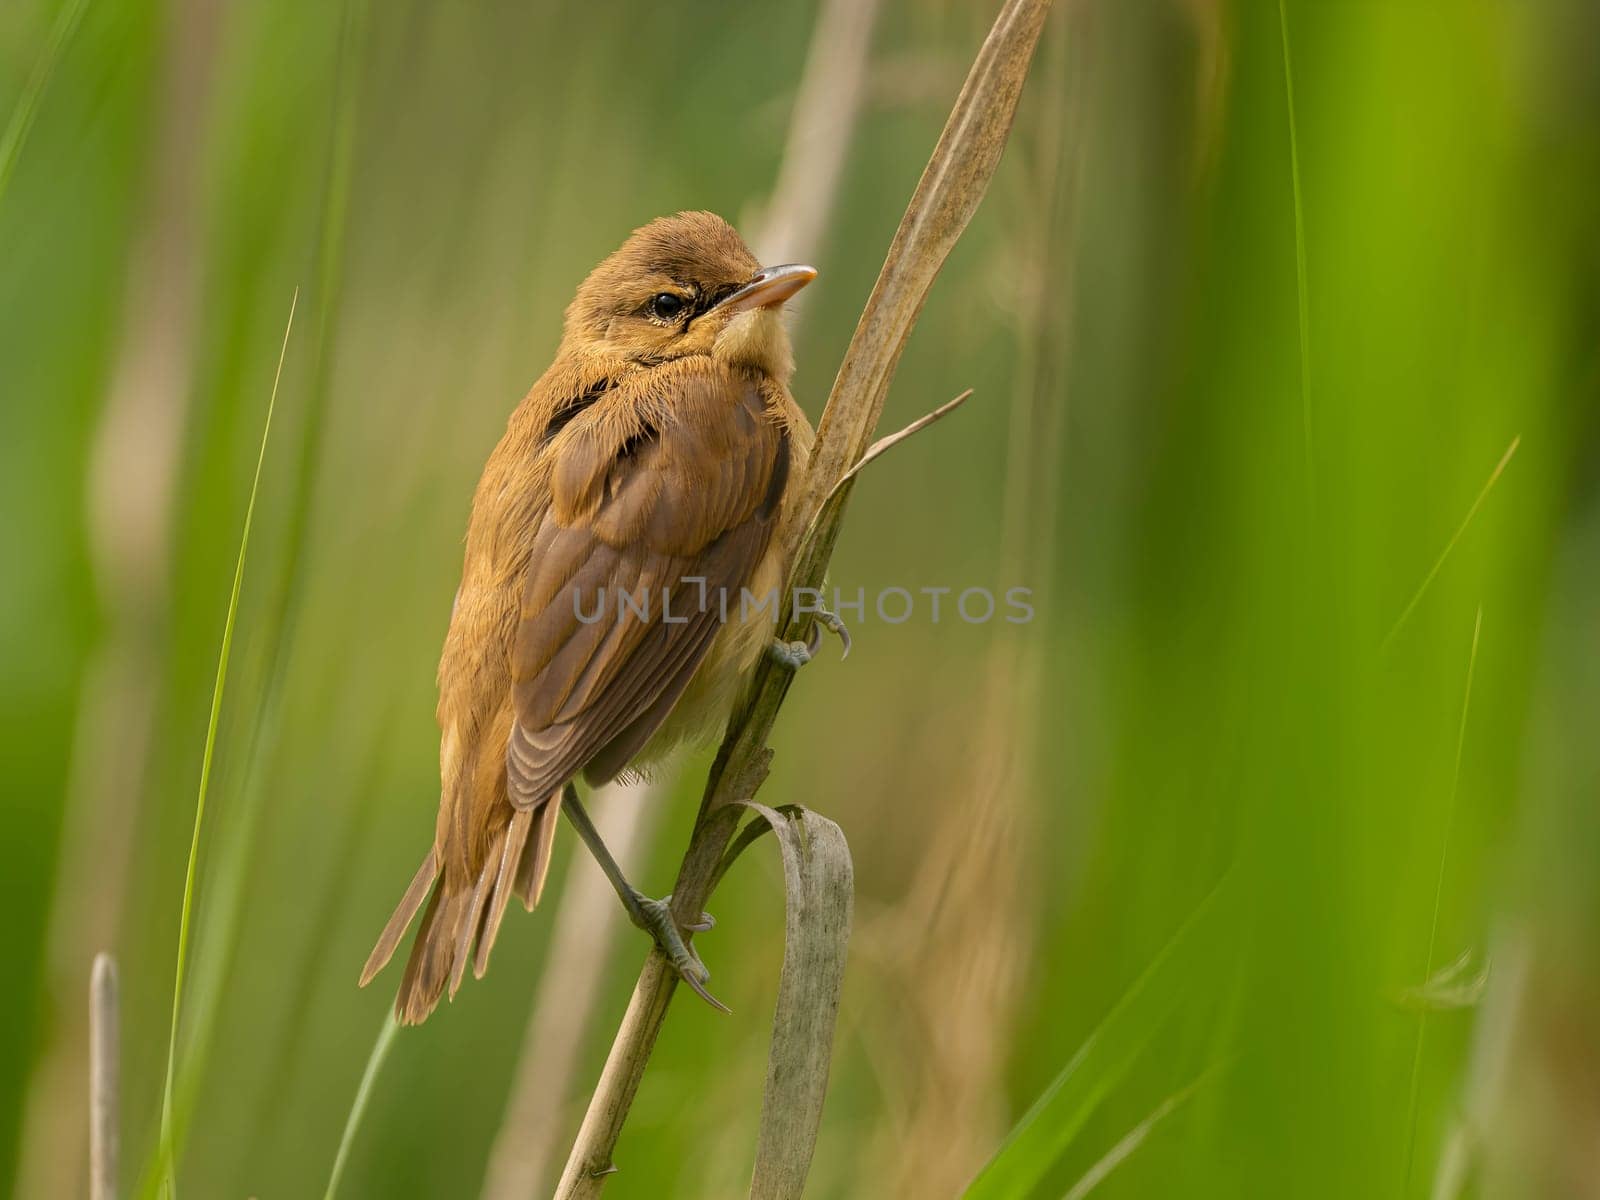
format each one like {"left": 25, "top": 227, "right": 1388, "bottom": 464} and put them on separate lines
{"left": 506, "top": 364, "right": 785, "bottom": 808}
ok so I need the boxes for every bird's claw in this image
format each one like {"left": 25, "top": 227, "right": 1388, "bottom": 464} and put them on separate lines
{"left": 768, "top": 606, "right": 852, "bottom": 670}
{"left": 631, "top": 895, "right": 729, "bottom": 1013}
{"left": 813, "top": 606, "right": 852, "bottom": 660}
{"left": 677, "top": 958, "right": 731, "bottom": 1014}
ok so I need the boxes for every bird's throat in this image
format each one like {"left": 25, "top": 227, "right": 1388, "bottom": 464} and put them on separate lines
{"left": 711, "top": 307, "right": 795, "bottom": 382}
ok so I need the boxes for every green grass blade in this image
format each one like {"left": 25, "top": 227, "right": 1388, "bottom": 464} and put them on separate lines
{"left": 1403, "top": 606, "right": 1483, "bottom": 1188}
{"left": 154, "top": 289, "right": 299, "bottom": 1199}
{"left": 963, "top": 884, "right": 1226, "bottom": 1200}
{"left": 1382, "top": 441, "right": 1519, "bottom": 650}
{"left": 1061, "top": 1068, "right": 1214, "bottom": 1200}
{"left": 1277, "top": 0, "right": 1314, "bottom": 498}
{"left": 324, "top": 1012, "right": 400, "bottom": 1200}
{"left": 0, "top": 0, "right": 91, "bottom": 208}
{"left": 154, "top": 0, "right": 370, "bottom": 1161}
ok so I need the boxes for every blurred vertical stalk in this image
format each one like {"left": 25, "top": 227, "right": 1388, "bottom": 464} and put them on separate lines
{"left": 862, "top": 8, "right": 1083, "bottom": 1192}
{"left": 14, "top": 2, "right": 219, "bottom": 1194}
{"left": 90, "top": 954, "right": 119, "bottom": 1200}
{"left": 479, "top": 4, "right": 881, "bottom": 1196}
{"left": 477, "top": 785, "right": 658, "bottom": 1200}
{"left": 747, "top": 0, "right": 883, "bottom": 275}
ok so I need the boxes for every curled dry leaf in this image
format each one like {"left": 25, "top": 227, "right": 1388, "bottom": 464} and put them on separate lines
{"left": 728, "top": 803, "right": 854, "bottom": 1200}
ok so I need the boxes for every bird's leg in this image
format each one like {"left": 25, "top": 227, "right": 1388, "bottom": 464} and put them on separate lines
{"left": 559, "top": 785, "right": 729, "bottom": 1012}
{"left": 766, "top": 604, "right": 852, "bottom": 669}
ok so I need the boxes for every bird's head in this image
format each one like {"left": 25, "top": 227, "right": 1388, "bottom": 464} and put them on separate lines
{"left": 561, "top": 211, "right": 814, "bottom": 381}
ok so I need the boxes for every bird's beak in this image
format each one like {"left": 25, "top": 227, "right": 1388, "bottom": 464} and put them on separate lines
{"left": 714, "top": 263, "right": 817, "bottom": 314}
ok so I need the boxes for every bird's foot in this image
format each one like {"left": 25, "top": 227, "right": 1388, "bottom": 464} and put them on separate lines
{"left": 661, "top": 894, "right": 715, "bottom": 932}
{"left": 628, "top": 892, "right": 729, "bottom": 1013}
{"left": 766, "top": 605, "right": 852, "bottom": 670}
{"left": 767, "top": 637, "right": 814, "bottom": 669}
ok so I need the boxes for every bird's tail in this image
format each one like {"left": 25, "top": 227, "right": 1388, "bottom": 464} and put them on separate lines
{"left": 359, "top": 788, "right": 563, "bottom": 1025}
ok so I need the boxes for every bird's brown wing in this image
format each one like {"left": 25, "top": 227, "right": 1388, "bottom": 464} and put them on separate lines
{"left": 505, "top": 362, "right": 788, "bottom": 807}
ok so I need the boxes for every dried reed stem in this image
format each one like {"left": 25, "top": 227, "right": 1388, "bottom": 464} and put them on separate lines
{"left": 90, "top": 953, "right": 119, "bottom": 1200}
{"left": 554, "top": 2, "right": 1055, "bottom": 1194}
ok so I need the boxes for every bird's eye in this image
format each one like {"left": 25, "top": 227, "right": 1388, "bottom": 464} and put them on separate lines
{"left": 648, "top": 292, "right": 686, "bottom": 321}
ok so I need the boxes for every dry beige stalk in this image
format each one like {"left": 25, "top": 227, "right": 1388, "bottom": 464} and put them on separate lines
{"left": 555, "top": 1, "right": 1056, "bottom": 1195}
{"left": 477, "top": 785, "right": 658, "bottom": 1200}
{"left": 860, "top": 10, "right": 1083, "bottom": 1191}
{"left": 90, "top": 954, "right": 119, "bottom": 1200}
{"left": 747, "top": 0, "right": 885, "bottom": 274}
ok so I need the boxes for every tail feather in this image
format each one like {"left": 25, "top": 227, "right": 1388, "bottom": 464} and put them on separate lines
{"left": 474, "top": 807, "right": 534, "bottom": 979}
{"left": 391, "top": 871, "right": 485, "bottom": 1025}
{"left": 359, "top": 851, "right": 437, "bottom": 987}
{"left": 363, "top": 789, "right": 565, "bottom": 1025}
{"left": 514, "top": 790, "right": 564, "bottom": 910}
{"left": 394, "top": 884, "right": 453, "bottom": 1024}
{"left": 447, "top": 851, "right": 496, "bottom": 1001}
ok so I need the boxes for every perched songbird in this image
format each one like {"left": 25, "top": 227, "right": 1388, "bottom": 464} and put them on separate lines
{"left": 361, "top": 212, "right": 839, "bottom": 1024}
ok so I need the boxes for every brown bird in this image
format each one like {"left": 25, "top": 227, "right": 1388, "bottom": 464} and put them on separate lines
{"left": 360, "top": 212, "right": 842, "bottom": 1024}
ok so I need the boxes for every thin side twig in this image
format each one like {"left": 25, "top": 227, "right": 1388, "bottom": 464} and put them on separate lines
{"left": 822, "top": 387, "right": 975, "bottom": 505}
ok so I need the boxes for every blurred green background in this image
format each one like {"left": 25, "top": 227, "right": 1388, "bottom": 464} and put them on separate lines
{"left": 4, "top": 0, "right": 1599, "bottom": 1196}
